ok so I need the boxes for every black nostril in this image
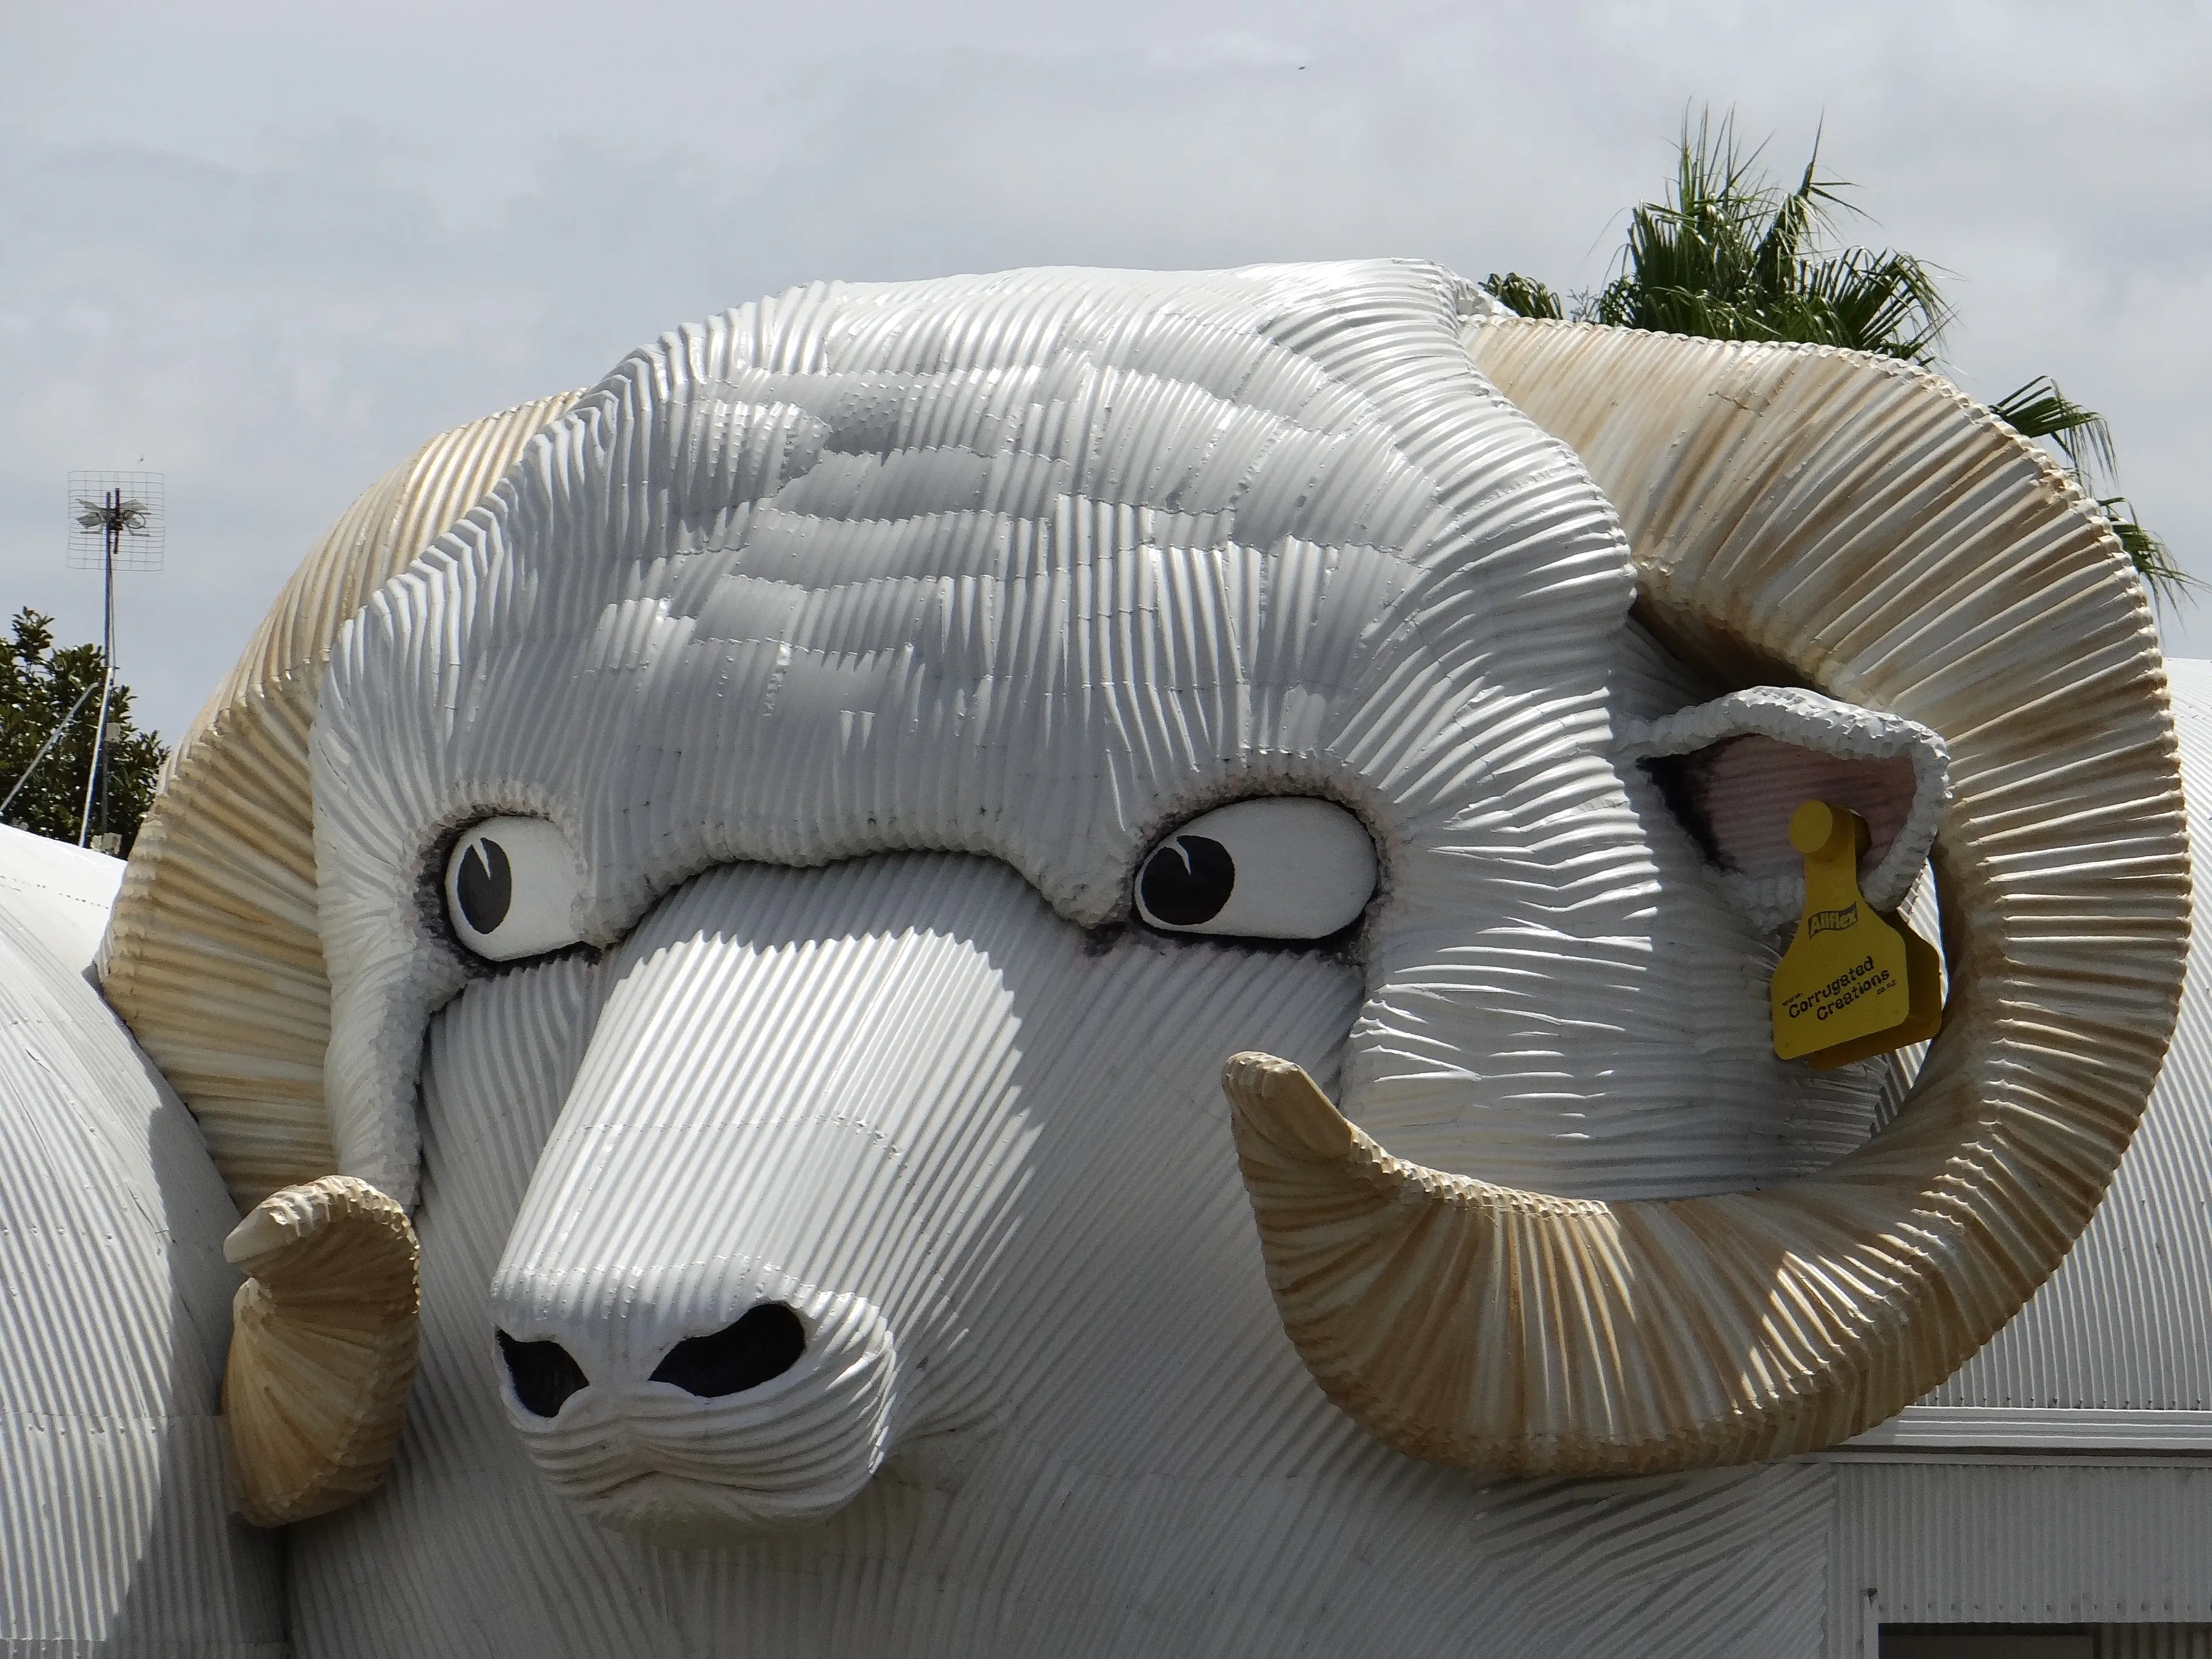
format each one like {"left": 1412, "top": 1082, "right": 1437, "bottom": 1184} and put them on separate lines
{"left": 649, "top": 1302, "right": 807, "bottom": 1399}
{"left": 499, "top": 1331, "right": 590, "bottom": 1418}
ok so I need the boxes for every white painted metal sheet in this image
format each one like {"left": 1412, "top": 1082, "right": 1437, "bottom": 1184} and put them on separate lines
{"left": 1832, "top": 1463, "right": 2212, "bottom": 1654}
{"left": 0, "top": 880, "right": 284, "bottom": 1652}
{"left": 0, "top": 821, "right": 121, "bottom": 976}
{"left": 61, "top": 272, "right": 2196, "bottom": 1649}
{"left": 291, "top": 851, "right": 1840, "bottom": 1656}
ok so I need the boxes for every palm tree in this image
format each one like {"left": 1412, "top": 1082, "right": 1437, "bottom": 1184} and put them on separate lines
{"left": 1483, "top": 111, "right": 2184, "bottom": 603}
{"left": 1592, "top": 110, "right": 1948, "bottom": 362}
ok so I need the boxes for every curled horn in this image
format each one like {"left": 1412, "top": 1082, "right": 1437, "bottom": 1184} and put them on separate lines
{"left": 1228, "top": 320, "right": 2190, "bottom": 1475}
{"left": 96, "top": 394, "right": 580, "bottom": 1517}
{"left": 224, "top": 1177, "right": 420, "bottom": 1526}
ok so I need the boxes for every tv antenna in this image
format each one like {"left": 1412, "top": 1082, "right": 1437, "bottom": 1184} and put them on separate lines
{"left": 66, "top": 471, "right": 163, "bottom": 853}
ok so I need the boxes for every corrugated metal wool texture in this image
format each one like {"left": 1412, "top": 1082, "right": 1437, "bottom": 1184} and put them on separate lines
{"left": 0, "top": 846, "right": 283, "bottom": 1655}
{"left": 1815, "top": 661, "right": 2212, "bottom": 1655}
{"left": 292, "top": 863, "right": 1843, "bottom": 1657}
{"left": 64, "top": 266, "right": 2191, "bottom": 1654}
{"left": 1466, "top": 314, "right": 2185, "bottom": 1407}
{"left": 98, "top": 392, "right": 580, "bottom": 1209}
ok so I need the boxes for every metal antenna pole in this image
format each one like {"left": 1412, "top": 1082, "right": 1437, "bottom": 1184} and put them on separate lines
{"left": 62, "top": 471, "right": 161, "bottom": 853}
{"left": 99, "top": 490, "right": 116, "bottom": 836}
{"left": 75, "top": 488, "right": 118, "bottom": 848}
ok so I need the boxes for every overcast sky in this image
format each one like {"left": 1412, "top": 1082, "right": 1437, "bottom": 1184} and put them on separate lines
{"left": 4, "top": 0, "right": 2207, "bottom": 742}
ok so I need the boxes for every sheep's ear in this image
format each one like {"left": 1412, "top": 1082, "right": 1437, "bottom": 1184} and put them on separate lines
{"left": 1622, "top": 686, "right": 1951, "bottom": 930}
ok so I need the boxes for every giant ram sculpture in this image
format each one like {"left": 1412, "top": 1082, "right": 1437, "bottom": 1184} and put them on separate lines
{"left": 7, "top": 260, "right": 2185, "bottom": 1657}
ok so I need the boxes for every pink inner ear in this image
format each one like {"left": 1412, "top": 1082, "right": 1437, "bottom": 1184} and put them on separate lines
{"left": 1694, "top": 736, "right": 1919, "bottom": 879}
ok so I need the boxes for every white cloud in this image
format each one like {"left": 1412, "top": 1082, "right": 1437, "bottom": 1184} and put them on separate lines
{"left": 2, "top": 0, "right": 2207, "bottom": 739}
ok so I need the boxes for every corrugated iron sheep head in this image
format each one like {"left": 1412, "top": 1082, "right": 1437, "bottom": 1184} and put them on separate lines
{"left": 102, "top": 263, "right": 2186, "bottom": 1532}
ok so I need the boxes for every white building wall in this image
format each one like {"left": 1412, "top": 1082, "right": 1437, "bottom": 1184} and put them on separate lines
{"left": 1829, "top": 1463, "right": 2212, "bottom": 1656}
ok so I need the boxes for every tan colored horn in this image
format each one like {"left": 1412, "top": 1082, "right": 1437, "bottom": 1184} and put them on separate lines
{"left": 224, "top": 1176, "right": 420, "bottom": 1526}
{"left": 1227, "top": 319, "right": 2190, "bottom": 1475}
{"left": 99, "top": 392, "right": 579, "bottom": 1211}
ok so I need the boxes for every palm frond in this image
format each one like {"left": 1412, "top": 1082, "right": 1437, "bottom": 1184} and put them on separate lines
{"left": 1797, "top": 249, "right": 1951, "bottom": 363}
{"left": 1599, "top": 109, "right": 1947, "bottom": 362}
{"left": 1988, "top": 376, "right": 2120, "bottom": 484}
{"left": 1750, "top": 133, "right": 1851, "bottom": 304}
{"left": 1568, "top": 105, "right": 2187, "bottom": 609}
{"left": 1984, "top": 380, "right": 2187, "bottom": 601}
{"left": 2097, "top": 497, "right": 2191, "bottom": 608}
{"left": 1481, "top": 272, "right": 1564, "bottom": 320}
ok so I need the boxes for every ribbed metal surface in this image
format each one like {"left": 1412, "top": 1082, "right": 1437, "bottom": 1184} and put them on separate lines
{"left": 1282, "top": 313, "right": 2187, "bottom": 1468}
{"left": 2099, "top": 1629, "right": 2212, "bottom": 1658}
{"left": 81, "top": 269, "right": 2190, "bottom": 1644}
{"left": 0, "top": 823, "right": 122, "bottom": 976}
{"left": 0, "top": 882, "right": 283, "bottom": 1653}
{"left": 292, "top": 852, "right": 1838, "bottom": 1655}
{"left": 1850, "top": 1406, "right": 2212, "bottom": 1449}
{"left": 99, "top": 391, "right": 579, "bottom": 1209}
{"left": 312, "top": 266, "right": 1941, "bottom": 1216}
{"left": 1914, "top": 656, "right": 2212, "bottom": 1412}
{"left": 223, "top": 1174, "right": 420, "bottom": 1528}
{"left": 1833, "top": 1463, "right": 2212, "bottom": 1646}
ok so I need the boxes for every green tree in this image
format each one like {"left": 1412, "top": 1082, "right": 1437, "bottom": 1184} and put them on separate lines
{"left": 1483, "top": 110, "right": 2184, "bottom": 603}
{"left": 0, "top": 608, "right": 169, "bottom": 854}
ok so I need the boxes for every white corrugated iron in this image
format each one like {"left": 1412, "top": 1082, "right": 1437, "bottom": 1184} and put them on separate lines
{"left": 0, "top": 870, "right": 283, "bottom": 1651}
{"left": 1831, "top": 1463, "right": 2212, "bottom": 1655}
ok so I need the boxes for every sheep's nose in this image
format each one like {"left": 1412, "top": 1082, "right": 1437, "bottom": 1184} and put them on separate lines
{"left": 498, "top": 1331, "right": 589, "bottom": 1418}
{"left": 648, "top": 1302, "right": 807, "bottom": 1398}
{"left": 497, "top": 1302, "right": 809, "bottom": 1418}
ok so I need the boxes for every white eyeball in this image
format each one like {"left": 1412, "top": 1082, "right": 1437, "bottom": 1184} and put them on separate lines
{"left": 443, "top": 817, "right": 585, "bottom": 962}
{"left": 1134, "top": 797, "right": 1377, "bottom": 940}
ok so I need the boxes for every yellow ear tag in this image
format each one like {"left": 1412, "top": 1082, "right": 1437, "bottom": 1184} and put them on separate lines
{"left": 1770, "top": 800, "right": 1942, "bottom": 1068}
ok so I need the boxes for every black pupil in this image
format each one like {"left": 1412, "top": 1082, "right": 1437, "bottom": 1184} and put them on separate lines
{"left": 456, "top": 837, "right": 512, "bottom": 935}
{"left": 1140, "top": 834, "right": 1235, "bottom": 927}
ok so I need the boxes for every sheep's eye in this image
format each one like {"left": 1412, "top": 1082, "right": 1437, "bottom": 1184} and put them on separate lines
{"left": 1135, "top": 798, "right": 1376, "bottom": 940}
{"left": 443, "top": 817, "right": 584, "bottom": 962}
